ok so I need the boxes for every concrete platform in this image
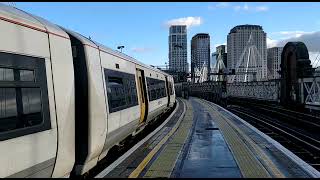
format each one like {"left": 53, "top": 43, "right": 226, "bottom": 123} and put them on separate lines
{"left": 96, "top": 97, "right": 320, "bottom": 178}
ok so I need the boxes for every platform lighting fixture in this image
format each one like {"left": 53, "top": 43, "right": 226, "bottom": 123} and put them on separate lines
{"left": 117, "top": 46, "right": 125, "bottom": 53}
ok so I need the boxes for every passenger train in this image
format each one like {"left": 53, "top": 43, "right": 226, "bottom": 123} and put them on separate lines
{"left": 0, "top": 4, "right": 176, "bottom": 178}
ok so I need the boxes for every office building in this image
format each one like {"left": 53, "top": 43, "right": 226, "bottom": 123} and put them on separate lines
{"left": 191, "top": 33, "right": 210, "bottom": 81}
{"left": 227, "top": 24, "right": 267, "bottom": 82}
{"left": 216, "top": 45, "right": 227, "bottom": 68}
{"left": 267, "top": 47, "right": 283, "bottom": 79}
{"left": 168, "top": 25, "right": 188, "bottom": 73}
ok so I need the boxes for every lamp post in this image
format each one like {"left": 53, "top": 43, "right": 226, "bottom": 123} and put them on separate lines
{"left": 117, "top": 46, "right": 125, "bottom": 53}
{"left": 165, "top": 62, "right": 168, "bottom": 70}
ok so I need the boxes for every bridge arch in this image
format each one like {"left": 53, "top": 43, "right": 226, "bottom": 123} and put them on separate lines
{"left": 280, "top": 42, "right": 314, "bottom": 105}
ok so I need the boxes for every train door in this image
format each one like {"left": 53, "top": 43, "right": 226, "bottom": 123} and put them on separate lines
{"left": 165, "top": 76, "right": 170, "bottom": 107}
{"left": 136, "top": 69, "right": 148, "bottom": 124}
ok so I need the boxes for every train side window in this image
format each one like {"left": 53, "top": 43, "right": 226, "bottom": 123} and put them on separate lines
{"left": 129, "top": 77, "right": 138, "bottom": 106}
{"left": 107, "top": 76, "right": 126, "bottom": 110}
{"left": 160, "top": 81, "right": 166, "bottom": 98}
{"left": 105, "top": 69, "right": 138, "bottom": 113}
{"left": 0, "top": 68, "right": 14, "bottom": 81}
{"left": 146, "top": 77, "right": 166, "bottom": 101}
{"left": 21, "top": 88, "right": 42, "bottom": 125}
{"left": 0, "top": 52, "right": 51, "bottom": 141}
{"left": 139, "top": 77, "right": 144, "bottom": 103}
{"left": 169, "top": 82, "right": 174, "bottom": 95}
{"left": 0, "top": 88, "right": 18, "bottom": 131}
{"left": 19, "top": 70, "right": 35, "bottom": 81}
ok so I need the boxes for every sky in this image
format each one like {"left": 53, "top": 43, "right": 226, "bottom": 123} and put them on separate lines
{"left": 8, "top": 2, "right": 320, "bottom": 67}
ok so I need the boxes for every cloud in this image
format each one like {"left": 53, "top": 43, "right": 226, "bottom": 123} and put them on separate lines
{"left": 267, "top": 31, "right": 320, "bottom": 65}
{"left": 233, "top": 5, "right": 240, "bottom": 11}
{"left": 131, "top": 47, "right": 153, "bottom": 53}
{"left": 310, "top": 52, "right": 320, "bottom": 67}
{"left": 165, "top": 17, "right": 202, "bottom": 29}
{"left": 243, "top": 4, "right": 249, "bottom": 10}
{"left": 255, "top": 6, "right": 269, "bottom": 12}
{"left": 214, "top": 42, "right": 227, "bottom": 49}
{"left": 208, "top": 2, "right": 231, "bottom": 9}
{"left": 216, "top": 2, "right": 230, "bottom": 8}
{"left": 271, "top": 31, "right": 315, "bottom": 39}
{"left": 233, "top": 4, "right": 269, "bottom": 12}
{"left": 267, "top": 38, "right": 278, "bottom": 48}
{"left": 270, "top": 31, "right": 320, "bottom": 52}
{"left": 210, "top": 2, "right": 269, "bottom": 12}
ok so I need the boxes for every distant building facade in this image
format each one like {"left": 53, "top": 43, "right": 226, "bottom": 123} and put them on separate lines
{"left": 168, "top": 25, "right": 188, "bottom": 73}
{"left": 216, "top": 45, "right": 227, "bottom": 68}
{"left": 227, "top": 24, "right": 267, "bottom": 82}
{"left": 191, "top": 33, "right": 210, "bottom": 81}
{"left": 211, "top": 52, "right": 217, "bottom": 70}
{"left": 267, "top": 47, "right": 283, "bottom": 79}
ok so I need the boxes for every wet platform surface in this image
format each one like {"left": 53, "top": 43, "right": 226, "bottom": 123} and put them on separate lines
{"left": 97, "top": 97, "right": 320, "bottom": 178}
{"left": 172, "top": 98, "right": 242, "bottom": 178}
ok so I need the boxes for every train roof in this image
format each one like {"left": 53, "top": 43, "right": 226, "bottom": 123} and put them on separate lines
{"left": 0, "top": 3, "right": 69, "bottom": 39}
{"left": 61, "top": 27, "right": 98, "bottom": 48}
{"left": 62, "top": 28, "right": 169, "bottom": 76}
{"left": 92, "top": 41, "right": 169, "bottom": 76}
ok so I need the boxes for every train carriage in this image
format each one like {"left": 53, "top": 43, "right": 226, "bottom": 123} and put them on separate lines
{"left": 0, "top": 4, "right": 176, "bottom": 178}
{"left": 57, "top": 29, "right": 176, "bottom": 176}
{"left": 0, "top": 4, "right": 75, "bottom": 178}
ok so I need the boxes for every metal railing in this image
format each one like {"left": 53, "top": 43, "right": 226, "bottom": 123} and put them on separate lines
{"left": 299, "top": 77, "right": 320, "bottom": 106}
{"left": 227, "top": 80, "right": 280, "bottom": 101}
{"left": 175, "top": 77, "right": 320, "bottom": 109}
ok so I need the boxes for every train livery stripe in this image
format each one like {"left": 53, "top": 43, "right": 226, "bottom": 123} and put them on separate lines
{"left": 47, "top": 31, "right": 69, "bottom": 40}
{"left": 0, "top": 15, "right": 70, "bottom": 39}
{"left": 0, "top": 15, "right": 46, "bottom": 32}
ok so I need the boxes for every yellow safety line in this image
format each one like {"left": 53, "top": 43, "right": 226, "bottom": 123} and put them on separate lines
{"left": 143, "top": 101, "right": 193, "bottom": 178}
{"left": 197, "top": 99, "right": 270, "bottom": 178}
{"left": 128, "top": 99, "right": 187, "bottom": 178}
{"left": 200, "top": 99, "right": 285, "bottom": 178}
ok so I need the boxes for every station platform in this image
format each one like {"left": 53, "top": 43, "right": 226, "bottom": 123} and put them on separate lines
{"left": 96, "top": 97, "right": 320, "bottom": 178}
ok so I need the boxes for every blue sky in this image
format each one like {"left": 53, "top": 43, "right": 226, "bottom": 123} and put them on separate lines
{"left": 11, "top": 2, "right": 320, "bottom": 66}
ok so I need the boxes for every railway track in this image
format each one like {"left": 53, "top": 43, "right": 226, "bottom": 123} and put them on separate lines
{"left": 227, "top": 105, "right": 320, "bottom": 171}
{"left": 246, "top": 101, "right": 320, "bottom": 124}
{"left": 230, "top": 97, "right": 320, "bottom": 117}
{"left": 229, "top": 100, "right": 320, "bottom": 136}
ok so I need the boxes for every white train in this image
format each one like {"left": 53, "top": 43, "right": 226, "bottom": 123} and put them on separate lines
{"left": 0, "top": 4, "right": 175, "bottom": 178}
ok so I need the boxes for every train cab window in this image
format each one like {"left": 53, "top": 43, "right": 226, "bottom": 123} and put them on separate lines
{"left": 104, "top": 69, "right": 138, "bottom": 113}
{"left": 0, "top": 52, "right": 51, "bottom": 141}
